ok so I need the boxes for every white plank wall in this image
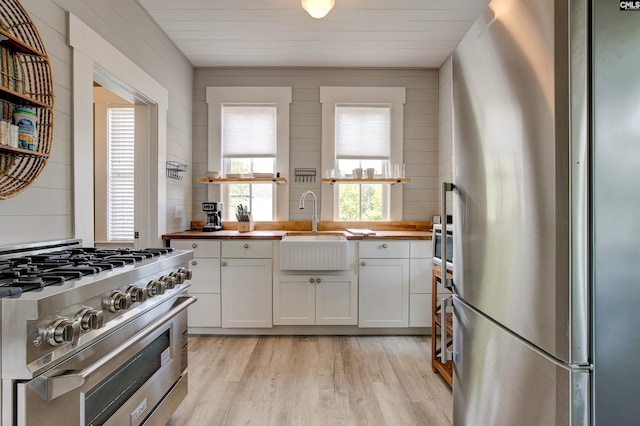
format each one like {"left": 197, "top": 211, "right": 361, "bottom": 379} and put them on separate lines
{"left": 0, "top": 0, "right": 193, "bottom": 245}
{"left": 193, "top": 68, "right": 439, "bottom": 223}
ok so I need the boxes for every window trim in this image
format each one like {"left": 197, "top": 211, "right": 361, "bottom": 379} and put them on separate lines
{"left": 320, "top": 86, "right": 406, "bottom": 221}
{"left": 206, "top": 87, "right": 292, "bottom": 221}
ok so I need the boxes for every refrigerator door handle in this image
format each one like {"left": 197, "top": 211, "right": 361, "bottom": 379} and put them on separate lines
{"left": 441, "top": 181, "right": 455, "bottom": 289}
{"left": 440, "top": 295, "right": 453, "bottom": 363}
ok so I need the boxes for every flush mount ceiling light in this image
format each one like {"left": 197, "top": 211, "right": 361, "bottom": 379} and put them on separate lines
{"left": 301, "top": 0, "right": 335, "bottom": 19}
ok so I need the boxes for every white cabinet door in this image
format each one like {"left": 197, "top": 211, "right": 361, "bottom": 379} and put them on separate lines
{"left": 274, "top": 275, "right": 315, "bottom": 325}
{"left": 409, "top": 258, "right": 431, "bottom": 294}
{"left": 315, "top": 275, "right": 358, "bottom": 325}
{"left": 221, "top": 258, "right": 272, "bottom": 328}
{"left": 409, "top": 293, "right": 431, "bottom": 327}
{"left": 359, "top": 258, "right": 409, "bottom": 328}
{"left": 187, "top": 258, "right": 221, "bottom": 294}
{"left": 274, "top": 274, "right": 357, "bottom": 325}
{"left": 188, "top": 293, "right": 221, "bottom": 327}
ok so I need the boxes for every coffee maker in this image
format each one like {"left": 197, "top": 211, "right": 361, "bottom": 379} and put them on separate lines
{"left": 202, "top": 202, "right": 223, "bottom": 231}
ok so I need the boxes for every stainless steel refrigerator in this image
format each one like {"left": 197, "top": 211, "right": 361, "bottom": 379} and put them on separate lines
{"left": 445, "top": 0, "right": 640, "bottom": 424}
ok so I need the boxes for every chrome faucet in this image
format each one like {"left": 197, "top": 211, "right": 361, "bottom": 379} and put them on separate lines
{"left": 299, "top": 191, "right": 320, "bottom": 232}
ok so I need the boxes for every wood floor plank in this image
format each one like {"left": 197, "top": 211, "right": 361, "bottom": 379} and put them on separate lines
{"left": 168, "top": 335, "right": 452, "bottom": 426}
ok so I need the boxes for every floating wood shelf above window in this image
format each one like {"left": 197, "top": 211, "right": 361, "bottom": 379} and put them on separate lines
{"left": 197, "top": 177, "right": 288, "bottom": 185}
{"left": 322, "top": 178, "right": 410, "bottom": 185}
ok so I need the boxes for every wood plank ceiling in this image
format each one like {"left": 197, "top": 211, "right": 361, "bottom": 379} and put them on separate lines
{"left": 137, "top": 0, "right": 491, "bottom": 68}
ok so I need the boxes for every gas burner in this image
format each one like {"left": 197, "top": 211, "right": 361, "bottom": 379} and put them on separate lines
{"left": 0, "top": 244, "right": 178, "bottom": 298}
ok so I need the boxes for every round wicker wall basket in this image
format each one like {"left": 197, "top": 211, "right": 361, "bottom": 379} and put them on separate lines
{"left": 0, "top": 0, "right": 54, "bottom": 200}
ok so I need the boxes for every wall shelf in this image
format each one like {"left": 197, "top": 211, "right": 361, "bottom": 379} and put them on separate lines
{"left": 0, "top": 144, "right": 49, "bottom": 159}
{"left": 0, "top": 28, "right": 45, "bottom": 56}
{"left": 0, "top": 0, "right": 54, "bottom": 200}
{"left": 322, "top": 177, "right": 410, "bottom": 185}
{"left": 197, "top": 177, "right": 287, "bottom": 185}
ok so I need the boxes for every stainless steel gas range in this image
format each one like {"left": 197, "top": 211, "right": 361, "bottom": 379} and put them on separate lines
{"left": 0, "top": 239, "right": 195, "bottom": 425}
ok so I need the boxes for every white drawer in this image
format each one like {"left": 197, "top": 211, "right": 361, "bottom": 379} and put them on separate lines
{"left": 410, "top": 240, "right": 433, "bottom": 259}
{"left": 359, "top": 241, "right": 410, "bottom": 259}
{"left": 171, "top": 239, "right": 220, "bottom": 258}
{"left": 222, "top": 240, "right": 273, "bottom": 258}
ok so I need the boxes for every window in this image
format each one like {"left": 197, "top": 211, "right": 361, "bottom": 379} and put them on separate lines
{"left": 207, "top": 87, "right": 292, "bottom": 221}
{"left": 320, "top": 87, "right": 406, "bottom": 221}
{"left": 107, "top": 107, "right": 135, "bottom": 241}
{"left": 222, "top": 105, "right": 276, "bottom": 221}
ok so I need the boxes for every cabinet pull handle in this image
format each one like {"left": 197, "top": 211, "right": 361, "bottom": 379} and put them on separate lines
{"left": 361, "top": 261, "right": 366, "bottom": 267}
{"left": 316, "top": 277, "right": 321, "bottom": 284}
{"left": 191, "top": 260, "right": 197, "bottom": 266}
{"left": 243, "top": 243, "right": 249, "bottom": 249}
{"left": 441, "top": 181, "right": 455, "bottom": 289}
{"left": 382, "top": 243, "right": 388, "bottom": 249}
{"left": 191, "top": 243, "right": 197, "bottom": 249}
{"left": 440, "top": 296, "right": 453, "bottom": 363}
{"left": 309, "top": 278, "right": 315, "bottom": 283}
{"left": 221, "top": 261, "right": 227, "bottom": 267}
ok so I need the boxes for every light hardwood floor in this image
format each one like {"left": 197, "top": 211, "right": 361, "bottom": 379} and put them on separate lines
{"left": 168, "top": 335, "right": 452, "bottom": 426}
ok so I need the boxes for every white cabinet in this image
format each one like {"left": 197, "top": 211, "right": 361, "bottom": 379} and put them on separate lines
{"left": 409, "top": 240, "right": 433, "bottom": 327}
{"left": 170, "top": 240, "right": 221, "bottom": 328}
{"left": 274, "top": 274, "right": 357, "bottom": 325}
{"left": 220, "top": 241, "right": 273, "bottom": 328}
{"left": 358, "top": 241, "right": 410, "bottom": 328}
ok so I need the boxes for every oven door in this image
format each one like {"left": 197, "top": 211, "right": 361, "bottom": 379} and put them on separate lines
{"left": 15, "top": 295, "right": 195, "bottom": 426}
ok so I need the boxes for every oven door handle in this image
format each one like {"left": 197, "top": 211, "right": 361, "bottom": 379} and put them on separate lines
{"left": 32, "top": 295, "right": 197, "bottom": 401}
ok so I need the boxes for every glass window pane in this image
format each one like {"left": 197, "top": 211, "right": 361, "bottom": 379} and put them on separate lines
{"left": 338, "top": 183, "right": 383, "bottom": 221}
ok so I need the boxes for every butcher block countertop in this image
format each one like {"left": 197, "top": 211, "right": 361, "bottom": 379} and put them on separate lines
{"left": 162, "top": 221, "right": 432, "bottom": 241}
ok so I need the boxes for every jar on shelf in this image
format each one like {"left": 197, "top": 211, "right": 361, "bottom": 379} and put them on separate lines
{"left": 13, "top": 106, "right": 38, "bottom": 151}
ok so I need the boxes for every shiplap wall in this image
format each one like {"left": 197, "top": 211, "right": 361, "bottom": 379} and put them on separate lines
{"left": 0, "top": 0, "right": 193, "bottom": 246}
{"left": 193, "top": 68, "right": 438, "bottom": 223}
{"left": 438, "top": 57, "right": 453, "bottom": 217}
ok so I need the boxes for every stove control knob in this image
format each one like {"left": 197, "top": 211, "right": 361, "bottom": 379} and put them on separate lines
{"left": 160, "top": 275, "right": 177, "bottom": 289}
{"left": 146, "top": 279, "right": 166, "bottom": 297}
{"left": 178, "top": 267, "right": 193, "bottom": 280}
{"left": 103, "top": 291, "right": 132, "bottom": 313}
{"left": 76, "top": 308, "right": 104, "bottom": 331}
{"left": 46, "top": 318, "right": 81, "bottom": 346}
{"left": 126, "top": 285, "right": 147, "bottom": 303}
{"left": 169, "top": 271, "right": 185, "bottom": 285}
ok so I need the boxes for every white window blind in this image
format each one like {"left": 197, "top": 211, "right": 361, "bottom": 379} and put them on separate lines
{"left": 335, "top": 104, "right": 391, "bottom": 159}
{"left": 222, "top": 105, "right": 277, "bottom": 157}
{"left": 107, "top": 107, "right": 135, "bottom": 241}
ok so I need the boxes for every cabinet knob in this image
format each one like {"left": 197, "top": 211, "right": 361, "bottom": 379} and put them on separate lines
{"left": 243, "top": 243, "right": 249, "bottom": 249}
{"left": 221, "top": 261, "right": 228, "bottom": 267}
{"left": 316, "top": 277, "right": 321, "bottom": 284}
{"left": 361, "top": 261, "right": 366, "bottom": 267}
{"left": 382, "top": 243, "right": 388, "bottom": 249}
{"left": 191, "top": 243, "right": 198, "bottom": 249}
{"left": 309, "top": 277, "right": 315, "bottom": 283}
{"left": 191, "top": 260, "right": 197, "bottom": 266}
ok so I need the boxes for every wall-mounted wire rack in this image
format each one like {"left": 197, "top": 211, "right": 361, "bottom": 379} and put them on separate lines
{"left": 294, "top": 167, "right": 316, "bottom": 183}
{"left": 166, "top": 161, "right": 187, "bottom": 180}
